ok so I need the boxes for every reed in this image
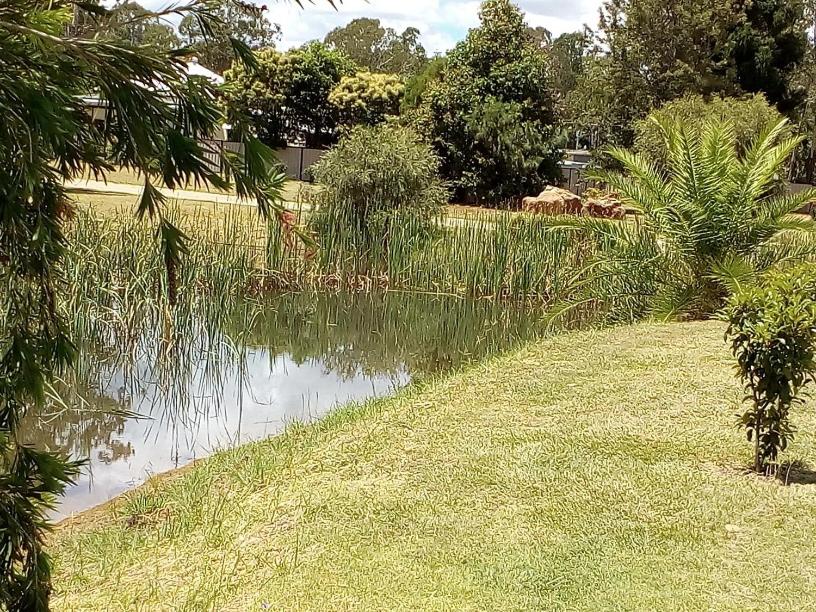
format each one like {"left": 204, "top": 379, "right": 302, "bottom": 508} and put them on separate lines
{"left": 64, "top": 202, "right": 591, "bottom": 309}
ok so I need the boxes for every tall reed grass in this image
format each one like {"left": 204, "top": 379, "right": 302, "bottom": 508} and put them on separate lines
{"left": 64, "top": 202, "right": 589, "bottom": 307}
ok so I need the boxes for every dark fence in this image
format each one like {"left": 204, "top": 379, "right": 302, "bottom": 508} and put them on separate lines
{"left": 199, "top": 139, "right": 327, "bottom": 182}
{"left": 559, "top": 165, "right": 602, "bottom": 197}
{"left": 200, "top": 139, "right": 244, "bottom": 176}
{"left": 274, "top": 146, "right": 327, "bottom": 182}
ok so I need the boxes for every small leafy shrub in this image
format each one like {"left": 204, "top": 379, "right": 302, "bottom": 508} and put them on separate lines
{"left": 725, "top": 266, "right": 816, "bottom": 474}
{"left": 310, "top": 124, "right": 447, "bottom": 256}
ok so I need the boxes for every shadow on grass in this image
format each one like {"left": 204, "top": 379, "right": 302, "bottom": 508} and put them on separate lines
{"left": 776, "top": 460, "right": 816, "bottom": 486}
{"left": 67, "top": 187, "right": 131, "bottom": 197}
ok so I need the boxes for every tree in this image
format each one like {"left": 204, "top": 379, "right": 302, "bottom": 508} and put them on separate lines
{"left": 416, "top": 0, "right": 561, "bottom": 203}
{"left": 104, "top": 1, "right": 179, "bottom": 48}
{"left": 68, "top": 0, "right": 179, "bottom": 47}
{"left": 223, "top": 43, "right": 355, "bottom": 147}
{"left": 324, "top": 18, "right": 427, "bottom": 77}
{"left": 401, "top": 56, "right": 446, "bottom": 111}
{"left": 634, "top": 94, "right": 786, "bottom": 165}
{"left": 179, "top": 0, "right": 281, "bottom": 73}
{"left": 554, "top": 118, "right": 816, "bottom": 322}
{"left": 594, "top": 0, "right": 737, "bottom": 147}
{"left": 528, "top": 26, "right": 552, "bottom": 48}
{"left": 564, "top": 54, "right": 628, "bottom": 148}
{"left": 548, "top": 31, "right": 590, "bottom": 100}
{"left": 465, "top": 98, "right": 561, "bottom": 202}
{"left": 330, "top": 72, "right": 404, "bottom": 127}
{"left": 726, "top": 266, "right": 816, "bottom": 474}
{"left": 789, "top": 0, "right": 816, "bottom": 182}
{"left": 727, "top": 0, "right": 807, "bottom": 113}
{"left": 0, "top": 0, "right": 304, "bottom": 607}
{"left": 591, "top": 0, "right": 809, "bottom": 150}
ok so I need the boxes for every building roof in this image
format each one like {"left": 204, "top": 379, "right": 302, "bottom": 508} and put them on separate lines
{"left": 184, "top": 59, "right": 224, "bottom": 85}
{"left": 79, "top": 59, "right": 224, "bottom": 108}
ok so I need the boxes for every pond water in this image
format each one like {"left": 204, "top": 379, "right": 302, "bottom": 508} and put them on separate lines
{"left": 22, "top": 292, "right": 548, "bottom": 518}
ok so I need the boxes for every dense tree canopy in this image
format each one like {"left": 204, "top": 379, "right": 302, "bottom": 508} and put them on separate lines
{"left": 179, "top": 0, "right": 281, "bottom": 73}
{"left": 595, "top": 0, "right": 736, "bottom": 142}
{"left": 548, "top": 31, "right": 591, "bottom": 102}
{"left": 401, "top": 56, "right": 446, "bottom": 111}
{"left": 561, "top": 0, "right": 810, "bottom": 150}
{"left": 330, "top": 72, "right": 404, "bottom": 127}
{"left": 224, "top": 43, "right": 355, "bottom": 147}
{"left": 324, "top": 18, "right": 427, "bottom": 77}
{"left": 94, "top": 1, "right": 180, "bottom": 48}
{"left": 415, "top": 0, "right": 561, "bottom": 203}
{"left": 728, "top": 0, "right": 807, "bottom": 112}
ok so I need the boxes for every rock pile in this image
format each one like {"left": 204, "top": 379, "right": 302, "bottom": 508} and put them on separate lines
{"left": 582, "top": 189, "right": 626, "bottom": 219}
{"left": 521, "top": 186, "right": 583, "bottom": 215}
{"left": 521, "top": 186, "right": 627, "bottom": 220}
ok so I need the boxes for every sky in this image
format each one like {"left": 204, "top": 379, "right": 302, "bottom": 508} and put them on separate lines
{"left": 143, "top": 0, "right": 604, "bottom": 54}
{"left": 267, "top": 0, "right": 603, "bottom": 53}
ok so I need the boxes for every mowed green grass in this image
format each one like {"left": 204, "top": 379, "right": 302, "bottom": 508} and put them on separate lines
{"left": 52, "top": 322, "right": 816, "bottom": 611}
{"left": 87, "top": 166, "right": 317, "bottom": 202}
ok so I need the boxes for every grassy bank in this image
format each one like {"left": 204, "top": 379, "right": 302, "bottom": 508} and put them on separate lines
{"left": 52, "top": 322, "right": 816, "bottom": 611}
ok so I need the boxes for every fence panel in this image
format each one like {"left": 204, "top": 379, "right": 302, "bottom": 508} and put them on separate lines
{"left": 559, "top": 166, "right": 601, "bottom": 196}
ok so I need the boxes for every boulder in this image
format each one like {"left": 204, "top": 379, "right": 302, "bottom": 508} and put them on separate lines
{"left": 582, "top": 191, "right": 626, "bottom": 220}
{"left": 522, "top": 186, "right": 582, "bottom": 216}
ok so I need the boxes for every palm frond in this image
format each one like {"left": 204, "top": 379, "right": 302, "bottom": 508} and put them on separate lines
{"left": 738, "top": 119, "right": 803, "bottom": 205}
{"left": 648, "top": 282, "right": 700, "bottom": 322}
{"left": 754, "top": 189, "right": 816, "bottom": 222}
{"left": 754, "top": 232, "right": 816, "bottom": 271}
{"left": 665, "top": 121, "right": 704, "bottom": 207}
{"left": 708, "top": 254, "right": 756, "bottom": 296}
{"left": 591, "top": 147, "right": 669, "bottom": 212}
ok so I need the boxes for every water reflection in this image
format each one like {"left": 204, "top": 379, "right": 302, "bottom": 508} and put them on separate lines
{"left": 22, "top": 292, "right": 546, "bottom": 517}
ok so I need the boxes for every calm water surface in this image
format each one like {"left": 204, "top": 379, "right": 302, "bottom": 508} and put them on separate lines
{"left": 22, "top": 292, "right": 546, "bottom": 518}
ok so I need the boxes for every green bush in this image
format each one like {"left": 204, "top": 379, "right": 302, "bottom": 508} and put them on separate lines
{"left": 725, "top": 266, "right": 816, "bottom": 474}
{"left": 310, "top": 124, "right": 447, "bottom": 256}
{"left": 634, "top": 94, "right": 786, "bottom": 166}
{"left": 223, "top": 43, "right": 355, "bottom": 148}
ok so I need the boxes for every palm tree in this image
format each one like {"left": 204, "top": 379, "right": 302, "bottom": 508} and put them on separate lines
{"left": 554, "top": 117, "right": 816, "bottom": 322}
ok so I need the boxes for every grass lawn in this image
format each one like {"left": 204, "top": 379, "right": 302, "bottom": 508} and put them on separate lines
{"left": 70, "top": 172, "right": 506, "bottom": 222}
{"left": 79, "top": 166, "right": 317, "bottom": 202}
{"left": 69, "top": 191, "right": 262, "bottom": 223}
{"left": 67, "top": 190, "right": 506, "bottom": 236}
{"left": 51, "top": 322, "right": 816, "bottom": 611}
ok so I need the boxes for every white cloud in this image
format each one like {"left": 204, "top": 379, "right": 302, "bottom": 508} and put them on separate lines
{"left": 139, "top": 0, "right": 603, "bottom": 54}
{"left": 261, "top": 0, "right": 601, "bottom": 53}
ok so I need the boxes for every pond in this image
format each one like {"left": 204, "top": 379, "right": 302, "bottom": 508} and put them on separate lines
{"left": 22, "top": 292, "right": 549, "bottom": 518}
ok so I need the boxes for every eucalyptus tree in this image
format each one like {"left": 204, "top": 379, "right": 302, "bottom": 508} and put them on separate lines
{"left": 0, "top": 1, "right": 331, "bottom": 608}
{"left": 324, "top": 17, "right": 427, "bottom": 77}
{"left": 179, "top": 0, "right": 282, "bottom": 73}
